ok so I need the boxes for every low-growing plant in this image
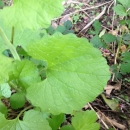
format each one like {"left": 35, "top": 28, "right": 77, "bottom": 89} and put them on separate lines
{"left": 0, "top": 0, "right": 110, "bottom": 129}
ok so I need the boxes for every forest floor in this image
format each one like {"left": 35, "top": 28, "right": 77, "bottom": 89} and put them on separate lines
{"left": 52, "top": 0, "right": 130, "bottom": 129}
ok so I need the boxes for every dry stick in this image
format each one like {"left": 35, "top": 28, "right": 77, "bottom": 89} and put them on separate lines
{"left": 66, "top": 0, "right": 90, "bottom": 6}
{"left": 111, "top": 0, "right": 117, "bottom": 81}
{"left": 107, "top": 0, "right": 114, "bottom": 14}
{"left": 88, "top": 103, "right": 109, "bottom": 129}
{"left": 78, "top": 6, "right": 107, "bottom": 35}
{"left": 53, "top": 0, "right": 113, "bottom": 20}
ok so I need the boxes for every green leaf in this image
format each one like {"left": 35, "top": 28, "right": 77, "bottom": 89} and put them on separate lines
{"left": 55, "top": 26, "right": 66, "bottom": 33}
{"left": 90, "top": 35, "right": 106, "bottom": 48}
{"left": 47, "top": 113, "right": 64, "bottom": 130}
{"left": 0, "top": 0, "right": 4, "bottom": 8}
{"left": 9, "top": 60, "right": 41, "bottom": 89}
{"left": 101, "top": 94, "right": 119, "bottom": 111}
{"left": 118, "top": 0, "right": 130, "bottom": 8}
{"left": 26, "top": 33, "right": 110, "bottom": 114}
{"left": 0, "top": 110, "right": 51, "bottom": 130}
{"left": 10, "top": 92, "right": 26, "bottom": 109}
{"left": 60, "top": 125, "right": 75, "bottom": 130}
{"left": 121, "top": 62, "right": 130, "bottom": 74}
{"left": 92, "top": 20, "right": 101, "bottom": 34}
{"left": 102, "top": 33, "right": 116, "bottom": 43}
{"left": 72, "top": 111, "right": 100, "bottom": 130}
{"left": 0, "top": 20, "right": 43, "bottom": 52}
{"left": 13, "top": 29, "right": 43, "bottom": 51}
{"left": 0, "top": 0, "right": 64, "bottom": 30}
{"left": 120, "top": 52, "right": 130, "bottom": 74}
{"left": 113, "top": 4, "right": 127, "bottom": 16}
{"left": 0, "top": 83, "right": 11, "bottom": 98}
{"left": 0, "top": 55, "right": 13, "bottom": 85}
{"left": 0, "top": 100, "right": 8, "bottom": 116}
{"left": 123, "top": 34, "right": 130, "bottom": 41}
{"left": 64, "top": 21, "right": 72, "bottom": 30}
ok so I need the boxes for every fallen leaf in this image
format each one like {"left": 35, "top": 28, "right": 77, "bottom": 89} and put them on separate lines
{"left": 101, "top": 94, "right": 119, "bottom": 111}
{"left": 104, "top": 81, "right": 122, "bottom": 95}
{"left": 120, "top": 45, "right": 127, "bottom": 52}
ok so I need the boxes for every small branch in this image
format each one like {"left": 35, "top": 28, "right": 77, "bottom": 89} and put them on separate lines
{"left": 0, "top": 27, "right": 20, "bottom": 60}
{"left": 53, "top": 0, "right": 113, "bottom": 20}
{"left": 88, "top": 103, "right": 109, "bottom": 129}
{"left": 78, "top": 6, "right": 107, "bottom": 35}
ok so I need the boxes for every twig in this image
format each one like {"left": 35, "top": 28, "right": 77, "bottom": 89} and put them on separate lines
{"left": 78, "top": 6, "right": 107, "bottom": 35}
{"left": 53, "top": 0, "right": 113, "bottom": 20}
{"left": 88, "top": 103, "right": 109, "bottom": 129}
{"left": 107, "top": 0, "right": 114, "bottom": 14}
{"left": 112, "top": 0, "right": 116, "bottom": 30}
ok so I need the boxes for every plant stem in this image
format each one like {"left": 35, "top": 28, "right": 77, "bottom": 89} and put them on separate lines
{"left": 11, "top": 26, "right": 14, "bottom": 44}
{"left": 17, "top": 105, "right": 33, "bottom": 119}
{"left": 0, "top": 26, "right": 20, "bottom": 60}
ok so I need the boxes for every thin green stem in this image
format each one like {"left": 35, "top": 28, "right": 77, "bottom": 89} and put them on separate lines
{"left": 17, "top": 105, "right": 33, "bottom": 119}
{"left": 0, "top": 26, "right": 20, "bottom": 60}
{"left": 11, "top": 26, "right": 14, "bottom": 44}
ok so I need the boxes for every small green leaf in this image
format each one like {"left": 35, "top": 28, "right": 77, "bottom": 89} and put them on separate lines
{"left": 9, "top": 60, "right": 41, "bottom": 89}
{"left": 0, "top": 110, "right": 51, "bottom": 130}
{"left": 93, "top": 20, "right": 101, "bottom": 34}
{"left": 0, "top": 0, "right": 64, "bottom": 30}
{"left": 26, "top": 33, "right": 110, "bottom": 114}
{"left": 90, "top": 35, "right": 106, "bottom": 48}
{"left": 118, "top": 0, "right": 130, "bottom": 8}
{"left": 102, "top": 33, "right": 116, "bottom": 43}
{"left": 60, "top": 125, "right": 75, "bottom": 130}
{"left": 10, "top": 92, "right": 26, "bottom": 109}
{"left": 101, "top": 94, "right": 119, "bottom": 110}
{"left": 0, "top": 83, "right": 11, "bottom": 98}
{"left": 123, "top": 34, "right": 130, "bottom": 41}
{"left": 47, "top": 113, "right": 64, "bottom": 130}
{"left": 55, "top": 26, "right": 66, "bottom": 33}
{"left": 64, "top": 21, "right": 72, "bottom": 30}
{"left": 72, "top": 111, "right": 100, "bottom": 130}
{"left": 120, "top": 62, "right": 130, "bottom": 74}
{"left": 113, "top": 4, "right": 127, "bottom": 16}
{"left": 0, "top": 100, "right": 8, "bottom": 116}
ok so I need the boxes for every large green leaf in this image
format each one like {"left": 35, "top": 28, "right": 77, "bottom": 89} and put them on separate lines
{"left": 72, "top": 111, "right": 100, "bottom": 130}
{"left": 0, "top": 54, "right": 13, "bottom": 85}
{"left": 26, "top": 33, "right": 110, "bottom": 114}
{"left": 113, "top": 4, "right": 127, "bottom": 16}
{"left": 0, "top": 110, "right": 51, "bottom": 130}
{"left": 9, "top": 60, "right": 41, "bottom": 89}
{"left": 0, "top": 0, "right": 64, "bottom": 30}
{"left": 0, "top": 20, "right": 44, "bottom": 51}
{"left": 118, "top": 0, "right": 130, "bottom": 8}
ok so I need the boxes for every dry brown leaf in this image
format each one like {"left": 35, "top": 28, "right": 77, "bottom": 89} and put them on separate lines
{"left": 104, "top": 81, "right": 122, "bottom": 95}
{"left": 120, "top": 25, "right": 129, "bottom": 33}
{"left": 51, "top": 21, "right": 58, "bottom": 29}
{"left": 104, "top": 85, "right": 115, "bottom": 95}
{"left": 109, "top": 29, "right": 118, "bottom": 36}
{"left": 120, "top": 45, "right": 127, "bottom": 52}
{"left": 59, "top": 15, "right": 72, "bottom": 25}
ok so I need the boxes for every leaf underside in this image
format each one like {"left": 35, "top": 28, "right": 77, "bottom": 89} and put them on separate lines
{"left": 26, "top": 33, "right": 110, "bottom": 114}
